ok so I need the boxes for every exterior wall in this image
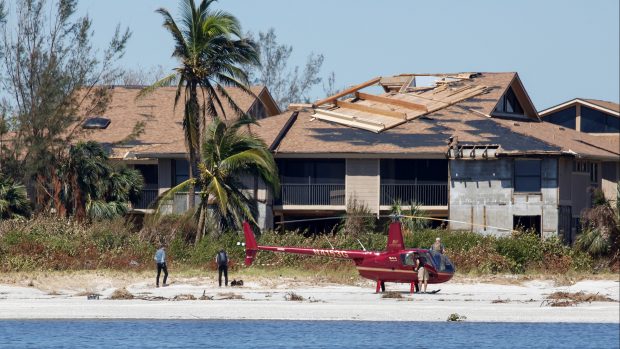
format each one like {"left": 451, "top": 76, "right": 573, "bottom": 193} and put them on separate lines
{"left": 601, "top": 161, "right": 619, "bottom": 205}
{"left": 345, "top": 159, "right": 380, "bottom": 214}
{"left": 157, "top": 159, "right": 172, "bottom": 194}
{"left": 449, "top": 158, "right": 559, "bottom": 238}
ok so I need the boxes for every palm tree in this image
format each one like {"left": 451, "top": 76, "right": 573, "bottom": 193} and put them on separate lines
{"left": 155, "top": 117, "right": 278, "bottom": 242}
{"left": 62, "top": 141, "right": 144, "bottom": 221}
{"left": 0, "top": 173, "right": 31, "bottom": 219}
{"left": 140, "top": 0, "right": 259, "bottom": 210}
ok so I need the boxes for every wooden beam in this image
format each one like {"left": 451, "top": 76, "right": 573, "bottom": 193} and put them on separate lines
{"left": 356, "top": 92, "right": 428, "bottom": 112}
{"left": 335, "top": 100, "right": 406, "bottom": 119}
{"left": 313, "top": 77, "right": 381, "bottom": 107}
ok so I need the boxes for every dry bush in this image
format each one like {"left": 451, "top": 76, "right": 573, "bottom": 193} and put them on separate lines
{"left": 109, "top": 288, "right": 134, "bottom": 300}
{"left": 381, "top": 291, "right": 403, "bottom": 299}
{"left": 547, "top": 291, "right": 615, "bottom": 303}
{"left": 284, "top": 292, "right": 304, "bottom": 301}
{"left": 450, "top": 244, "right": 512, "bottom": 274}
{"left": 491, "top": 298, "right": 509, "bottom": 304}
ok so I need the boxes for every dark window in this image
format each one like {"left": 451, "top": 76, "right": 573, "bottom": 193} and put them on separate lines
{"left": 380, "top": 159, "right": 448, "bottom": 184}
{"left": 513, "top": 215, "right": 541, "bottom": 236}
{"left": 544, "top": 106, "right": 576, "bottom": 129}
{"left": 82, "top": 117, "right": 111, "bottom": 129}
{"left": 277, "top": 159, "right": 345, "bottom": 184}
{"left": 172, "top": 159, "right": 189, "bottom": 186}
{"left": 495, "top": 87, "right": 524, "bottom": 115}
{"left": 134, "top": 164, "right": 158, "bottom": 187}
{"left": 514, "top": 159, "right": 541, "bottom": 192}
{"left": 581, "top": 106, "right": 620, "bottom": 133}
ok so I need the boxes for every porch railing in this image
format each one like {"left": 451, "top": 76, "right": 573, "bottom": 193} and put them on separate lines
{"left": 132, "top": 189, "right": 159, "bottom": 209}
{"left": 380, "top": 183, "right": 448, "bottom": 206}
{"left": 277, "top": 184, "right": 345, "bottom": 206}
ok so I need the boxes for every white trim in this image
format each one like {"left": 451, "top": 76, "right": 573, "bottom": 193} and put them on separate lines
{"left": 539, "top": 99, "right": 620, "bottom": 117}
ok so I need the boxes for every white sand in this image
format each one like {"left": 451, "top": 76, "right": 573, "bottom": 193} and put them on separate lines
{"left": 0, "top": 275, "right": 618, "bottom": 322}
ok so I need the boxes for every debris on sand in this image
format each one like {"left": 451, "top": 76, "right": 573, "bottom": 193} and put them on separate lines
{"left": 217, "top": 292, "right": 243, "bottom": 300}
{"left": 285, "top": 292, "right": 304, "bottom": 301}
{"left": 381, "top": 291, "right": 403, "bottom": 299}
{"left": 109, "top": 288, "right": 134, "bottom": 300}
{"left": 447, "top": 313, "right": 467, "bottom": 322}
{"left": 542, "top": 291, "right": 616, "bottom": 307}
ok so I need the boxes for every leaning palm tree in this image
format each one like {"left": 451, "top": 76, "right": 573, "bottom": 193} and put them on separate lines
{"left": 154, "top": 116, "right": 279, "bottom": 242}
{"left": 140, "top": 0, "right": 259, "bottom": 210}
{"left": 196, "top": 116, "right": 279, "bottom": 239}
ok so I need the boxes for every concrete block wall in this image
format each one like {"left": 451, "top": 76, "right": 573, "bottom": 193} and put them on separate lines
{"left": 345, "top": 159, "right": 380, "bottom": 214}
{"left": 449, "top": 158, "right": 559, "bottom": 237}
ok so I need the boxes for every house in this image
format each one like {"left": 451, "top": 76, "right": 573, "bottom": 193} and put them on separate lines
{"left": 77, "top": 85, "right": 280, "bottom": 224}
{"left": 80, "top": 74, "right": 619, "bottom": 244}
{"left": 539, "top": 98, "right": 619, "bottom": 206}
{"left": 248, "top": 73, "right": 619, "bottom": 242}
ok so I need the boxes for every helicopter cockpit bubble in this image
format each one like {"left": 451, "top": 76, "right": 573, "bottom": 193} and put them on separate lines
{"left": 429, "top": 250, "right": 455, "bottom": 273}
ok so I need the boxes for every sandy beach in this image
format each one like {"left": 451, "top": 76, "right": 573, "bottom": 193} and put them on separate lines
{"left": 0, "top": 273, "right": 618, "bottom": 323}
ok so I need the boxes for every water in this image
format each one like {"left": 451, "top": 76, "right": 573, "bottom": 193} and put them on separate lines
{"left": 0, "top": 320, "right": 618, "bottom": 349}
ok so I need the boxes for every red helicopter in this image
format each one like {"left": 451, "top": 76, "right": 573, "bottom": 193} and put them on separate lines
{"left": 242, "top": 217, "right": 455, "bottom": 294}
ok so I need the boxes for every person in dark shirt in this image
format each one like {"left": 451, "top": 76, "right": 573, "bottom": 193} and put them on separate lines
{"left": 216, "top": 249, "right": 229, "bottom": 287}
{"left": 154, "top": 245, "right": 168, "bottom": 287}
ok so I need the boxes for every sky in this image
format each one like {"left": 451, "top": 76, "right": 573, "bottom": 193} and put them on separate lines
{"left": 41, "top": 0, "right": 620, "bottom": 109}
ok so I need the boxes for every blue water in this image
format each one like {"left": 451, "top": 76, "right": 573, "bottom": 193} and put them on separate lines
{"left": 0, "top": 320, "right": 618, "bottom": 349}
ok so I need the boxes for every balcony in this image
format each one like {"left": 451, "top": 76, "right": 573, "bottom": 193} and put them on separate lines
{"left": 132, "top": 189, "right": 203, "bottom": 213}
{"left": 380, "top": 183, "right": 448, "bottom": 206}
{"left": 276, "top": 184, "right": 345, "bottom": 206}
{"left": 132, "top": 189, "right": 159, "bottom": 209}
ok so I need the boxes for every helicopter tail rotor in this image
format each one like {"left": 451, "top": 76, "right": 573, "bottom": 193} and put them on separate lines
{"left": 243, "top": 221, "right": 258, "bottom": 266}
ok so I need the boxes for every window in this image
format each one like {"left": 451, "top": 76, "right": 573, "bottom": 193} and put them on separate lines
{"left": 544, "top": 106, "right": 576, "bottom": 129}
{"left": 134, "top": 164, "right": 158, "bottom": 187}
{"left": 82, "top": 117, "right": 111, "bottom": 129}
{"left": 514, "top": 159, "right": 541, "bottom": 192}
{"left": 277, "top": 159, "right": 345, "bottom": 184}
{"left": 580, "top": 106, "right": 620, "bottom": 133}
{"left": 495, "top": 87, "right": 524, "bottom": 115}
{"left": 172, "top": 159, "right": 189, "bottom": 186}
{"left": 513, "top": 215, "right": 541, "bottom": 236}
{"left": 589, "top": 162, "right": 598, "bottom": 184}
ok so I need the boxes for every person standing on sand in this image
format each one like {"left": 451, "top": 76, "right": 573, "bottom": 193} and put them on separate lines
{"left": 430, "top": 237, "right": 445, "bottom": 254}
{"left": 415, "top": 255, "right": 428, "bottom": 293}
{"left": 154, "top": 245, "right": 168, "bottom": 287}
{"left": 216, "top": 249, "right": 229, "bottom": 287}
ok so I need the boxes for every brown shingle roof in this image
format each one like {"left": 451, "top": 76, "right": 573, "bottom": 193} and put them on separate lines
{"left": 583, "top": 99, "right": 620, "bottom": 113}
{"left": 250, "top": 73, "right": 619, "bottom": 160}
{"left": 79, "top": 85, "right": 271, "bottom": 159}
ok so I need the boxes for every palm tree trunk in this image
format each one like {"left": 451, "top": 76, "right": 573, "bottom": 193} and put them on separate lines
{"left": 196, "top": 205, "right": 206, "bottom": 244}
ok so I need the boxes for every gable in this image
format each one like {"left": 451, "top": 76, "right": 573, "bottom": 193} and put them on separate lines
{"left": 490, "top": 74, "right": 539, "bottom": 120}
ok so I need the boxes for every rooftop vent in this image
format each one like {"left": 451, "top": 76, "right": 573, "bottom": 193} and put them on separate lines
{"left": 82, "top": 117, "right": 111, "bottom": 129}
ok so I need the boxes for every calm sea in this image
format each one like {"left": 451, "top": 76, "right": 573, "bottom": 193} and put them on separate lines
{"left": 0, "top": 320, "right": 618, "bottom": 349}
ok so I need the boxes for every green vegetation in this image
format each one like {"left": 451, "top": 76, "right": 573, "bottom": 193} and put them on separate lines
{"left": 0, "top": 173, "right": 30, "bottom": 219}
{"left": 0, "top": 215, "right": 601, "bottom": 276}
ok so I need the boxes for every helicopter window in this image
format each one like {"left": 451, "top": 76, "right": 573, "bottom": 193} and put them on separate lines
{"left": 429, "top": 250, "right": 455, "bottom": 273}
{"left": 401, "top": 253, "right": 416, "bottom": 266}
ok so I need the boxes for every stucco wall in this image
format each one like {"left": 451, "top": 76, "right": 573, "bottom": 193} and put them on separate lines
{"left": 346, "top": 159, "right": 380, "bottom": 214}
{"left": 449, "top": 158, "right": 559, "bottom": 237}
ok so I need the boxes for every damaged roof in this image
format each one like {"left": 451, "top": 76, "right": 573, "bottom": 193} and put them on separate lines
{"left": 251, "top": 72, "right": 619, "bottom": 160}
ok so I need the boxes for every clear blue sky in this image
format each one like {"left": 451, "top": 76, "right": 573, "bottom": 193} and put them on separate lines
{"left": 72, "top": 0, "right": 619, "bottom": 109}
